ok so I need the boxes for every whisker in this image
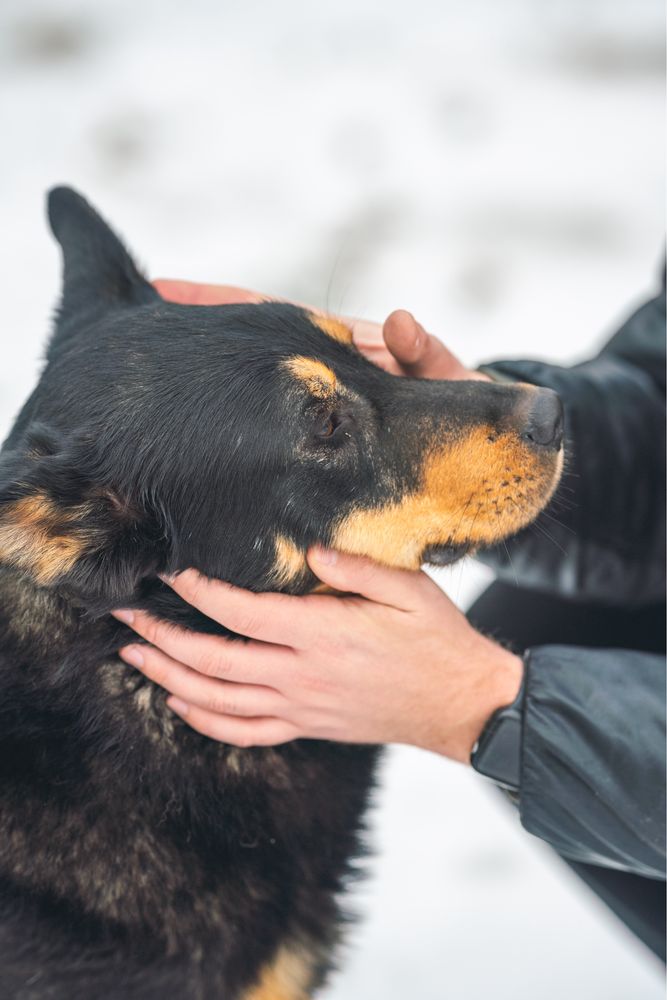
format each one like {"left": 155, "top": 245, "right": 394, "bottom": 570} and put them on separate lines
{"left": 539, "top": 507, "right": 576, "bottom": 534}
{"left": 509, "top": 497, "right": 568, "bottom": 556}
{"left": 502, "top": 538, "right": 519, "bottom": 588}
{"left": 451, "top": 493, "right": 475, "bottom": 543}
{"left": 324, "top": 241, "right": 346, "bottom": 316}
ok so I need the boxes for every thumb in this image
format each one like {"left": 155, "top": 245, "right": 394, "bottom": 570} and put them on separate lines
{"left": 307, "top": 546, "right": 424, "bottom": 611}
{"left": 382, "top": 309, "right": 474, "bottom": 381}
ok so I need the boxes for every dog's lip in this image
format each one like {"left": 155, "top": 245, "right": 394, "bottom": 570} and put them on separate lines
{"left": 421, "top": 541, "right": 471, "bottom": 566}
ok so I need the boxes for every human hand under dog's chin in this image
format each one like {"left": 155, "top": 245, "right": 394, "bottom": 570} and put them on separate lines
{"left": 113, "top": 550, "right": 523, "bottom": 762}
{"left": 153, "top": 279, "right": 491, "bottom": 382}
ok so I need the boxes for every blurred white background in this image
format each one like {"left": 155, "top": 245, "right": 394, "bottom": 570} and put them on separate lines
{"left": 0, "top": 0, "right": 664, "bottom": 997}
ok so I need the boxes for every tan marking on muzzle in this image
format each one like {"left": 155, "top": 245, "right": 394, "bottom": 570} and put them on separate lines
{"left": 310, "top": 313, "right": 354, "bottom": 345}
{"left": 241, "top": 942, "right": 315, "bottom": 1000}
{"left": 0, "top": 494, "right": 86, "bottom": 584}
{"left": 332, "top": 426, "right": 562, "bottom": 569}
{"left": 283, "top": 356, "right": 338, "bottom": 399}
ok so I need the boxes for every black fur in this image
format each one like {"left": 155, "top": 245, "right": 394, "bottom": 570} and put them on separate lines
{"left": 0, "top": 189, "right": 560, "bottom": 998}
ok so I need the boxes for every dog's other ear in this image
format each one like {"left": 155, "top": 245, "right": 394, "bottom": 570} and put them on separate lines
{"left": 0, "top": 425, "right": 166, "bottom": 612}
{"left": 47, "top": 186, "right": 159, "bottom": 355}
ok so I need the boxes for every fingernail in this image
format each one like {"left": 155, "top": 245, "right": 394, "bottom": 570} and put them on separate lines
{"left": 120, "top": 645, "right": 144, "bottom": 668}
{"left": 167, "top": 697, "right": 190, "bottom": 717}
{"left": 312, "top": 545, "right": 337, "bottom": 565}
{"left": 112, "top": 609, "right": 135, "bottom": 625}
{"left": 158, "top": 572, "right": 177, "bottom": 584}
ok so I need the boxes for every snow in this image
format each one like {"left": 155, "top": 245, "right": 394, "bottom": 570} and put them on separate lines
{"left": 0, "top": 0, "right": 664, "bottom": 996}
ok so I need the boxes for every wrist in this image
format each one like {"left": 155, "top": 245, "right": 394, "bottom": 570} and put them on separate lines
{"left": 428, "top": 640, "right": 523, "bottom": 764}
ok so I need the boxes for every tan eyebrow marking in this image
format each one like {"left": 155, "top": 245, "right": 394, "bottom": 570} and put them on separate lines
{"left": 283, "top": 356, "right": 338, "bottom": 399}
{"left": 310, "top": 313, "right": 354, "bottom": 345}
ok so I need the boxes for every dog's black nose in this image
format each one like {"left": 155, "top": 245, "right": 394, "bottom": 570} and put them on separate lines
{"left": 522, "top": 389, "right": 563, "bottom": 450}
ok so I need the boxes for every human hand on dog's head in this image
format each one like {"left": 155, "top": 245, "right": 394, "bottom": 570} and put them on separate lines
{"left": 153, "top": 279, "right": 491, "bottom": 383}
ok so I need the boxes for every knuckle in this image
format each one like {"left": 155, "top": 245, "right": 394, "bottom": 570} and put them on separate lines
{"left": 141, "top": 616, "right": 161, "bottom": 644}
{"left": 187, "top": 571, "right": 212, "bottom": 604}
{"left": 232, "top": 614, "right": 260, "bottom": 638}
{"left": 143, "top": 656, "right": 168, "bottom": 686}
{"left": 318, "top": 623, "right": 347, "bottom": 655}
{"left": 353, "top": 556, "right": 378, "bottom": 582}
{"left": 209, "top": 694, "right": 238, "bottom": 717}
{"left": 269, "top": 723, "right": 298, "bottom": 746}
{"left": 196, "top": 647, "right": 228, "bottom": 678}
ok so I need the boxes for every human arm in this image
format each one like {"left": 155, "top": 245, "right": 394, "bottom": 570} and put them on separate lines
{"left": 114, "top": 553, "right": 666, "bottom": 878}
{"left": 520, "top": 645, "right": 666, "bottom": 877}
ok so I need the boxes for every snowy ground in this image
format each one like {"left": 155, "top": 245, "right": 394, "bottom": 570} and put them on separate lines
{"left": 0, "top": 1, "right": 664, "bottom": 997}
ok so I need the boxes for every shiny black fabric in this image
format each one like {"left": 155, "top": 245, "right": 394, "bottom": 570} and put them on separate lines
{"left": 467, "top": 582, "right": 665, "bottom": 959}
{"left": 521, "top": 645, "right": 665, "bottom": 877}
{"left": 472, "top": 272, "right": 666, "bottom": 956}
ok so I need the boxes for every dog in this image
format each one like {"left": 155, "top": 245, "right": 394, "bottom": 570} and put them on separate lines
{"left": 0, "top": 188, "right": 563, "bottom": 999}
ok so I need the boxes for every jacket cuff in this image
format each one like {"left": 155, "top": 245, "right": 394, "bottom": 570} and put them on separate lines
{"left": 519, "top": 645, "right": 666, "bottom": 877}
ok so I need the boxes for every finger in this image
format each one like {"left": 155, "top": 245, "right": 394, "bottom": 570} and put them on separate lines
{"left": 381, "top": 309, "right": 424, "bottom": 365}
{"left": 153, "top": 279, "right": 265, "bottom": 306}
{"left": 119, "top": 643, "right": 287, "bottom": 716}
{"left": 383, "top": 310, "right": 467, "bottom": 380}
{"left": 111, "top": 609, "right": 289, "bottom": 682}
{"left": 153, "top": 280, "right": 322, "bottom": 315}
{"left": 348, "top": 317, "right": 384, "bottom": 347}
{"left": 349, "top": 319, "right": 404, "bottom": 375}
{"left": 167, "top": 701, "right": 299, "bottom": 747}
{"left": 306, "top": 547, "right": 426, "bottom": 612}
{"left": 157, "top": 570, "right": 319, "bottom": 647}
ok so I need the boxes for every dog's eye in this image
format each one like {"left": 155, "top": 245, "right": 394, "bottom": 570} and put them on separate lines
{"left": 318, "top": 414, "right": 340, "bottom": 439}
{"left": 315, "top": 412, "right": 346, "bottom": 442}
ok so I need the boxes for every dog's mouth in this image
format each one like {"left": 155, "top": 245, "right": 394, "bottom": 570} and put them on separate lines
{"left": 421, "top": 541, "right": 473, "bottom": 566}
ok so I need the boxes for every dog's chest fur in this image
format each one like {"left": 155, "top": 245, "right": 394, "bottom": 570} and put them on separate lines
{"left": 0, "top": 569, "right": 378, "bottom": 998}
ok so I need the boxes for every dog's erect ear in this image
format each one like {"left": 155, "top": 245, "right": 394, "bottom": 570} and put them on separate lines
{"left": 0, "top": 425, "right": 166, "bottom": 612}
{"left": 47, "top": 186, "right": 159, "bottom": 355}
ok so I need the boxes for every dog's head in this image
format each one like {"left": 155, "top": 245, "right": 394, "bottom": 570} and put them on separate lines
{"left": 0, "top": 188, "right": 563, "bottom": 611}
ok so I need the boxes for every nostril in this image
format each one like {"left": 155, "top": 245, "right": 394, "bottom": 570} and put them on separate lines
{"left": 522, "top": 389, "right": 564, "bottom": 450}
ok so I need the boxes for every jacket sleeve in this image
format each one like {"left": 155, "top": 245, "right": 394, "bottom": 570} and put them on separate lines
{"left": 477, "top": 277, "right": 666, "bottom": 606}
{"left": 519, "top": 644, "right": 666, "bottom": 878}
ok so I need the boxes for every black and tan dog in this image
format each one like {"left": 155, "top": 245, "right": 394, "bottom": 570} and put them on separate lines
{"left": 0, "top": 188, "right": 563, "bottom": 999}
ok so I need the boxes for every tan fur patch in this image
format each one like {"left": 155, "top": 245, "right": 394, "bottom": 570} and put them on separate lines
{"left": 0, "top": 494, "right": 86, "bottom": 584}
{"left": 283, "top": 357, "right": 337, "bottom": 399}
{"left": 242, "top": 943, "right": 315, "bottom": 1000}
{"left": 332, "top": 426, "right": 562, "bottom": 569}
{"left": 273, "top": 534, "right": 307, "bottom": 587}
{"left": 310, "top": 313, "right": 354, "bottom": 345}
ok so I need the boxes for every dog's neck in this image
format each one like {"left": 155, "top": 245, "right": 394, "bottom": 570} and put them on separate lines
{"left": 0, "top": 565, "right": 86, "bottom": 662}
{"left": 0, "top": 565, "right": 272, "bottom": 806}
{"left": 0, "top": 566, "right": 227, "bottom": 663}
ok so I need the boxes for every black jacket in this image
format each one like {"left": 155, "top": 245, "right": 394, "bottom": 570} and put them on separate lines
{"left": 479, "top": 275, "right": 666, "bottom": 882}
